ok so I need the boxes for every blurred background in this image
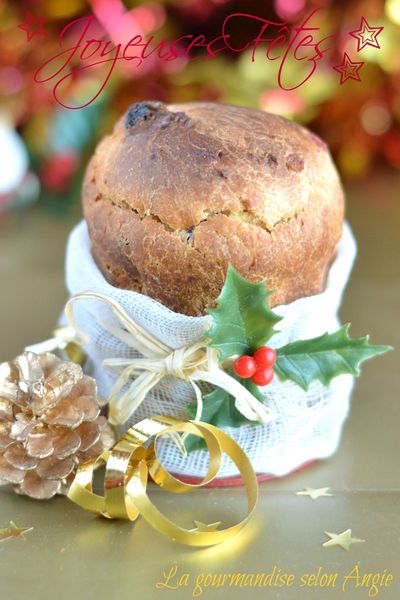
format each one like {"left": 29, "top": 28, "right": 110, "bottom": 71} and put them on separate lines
{"left": 0, "top": 0, "right": 399, "bottom": 359}
{"left": 0, "top": 0, "right": 399, "bottom": 221}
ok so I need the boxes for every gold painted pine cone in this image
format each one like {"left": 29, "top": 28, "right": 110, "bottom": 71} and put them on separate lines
{"left": 0, "top": 352, "right": 114, "bottom": 499}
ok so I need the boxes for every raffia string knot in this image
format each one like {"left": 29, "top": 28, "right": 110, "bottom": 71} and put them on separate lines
{"left": 64, "top": 292, "right": 274, "bottom": 427}
{"left": 161, "top": 344, "right": 206, "bottom": 379}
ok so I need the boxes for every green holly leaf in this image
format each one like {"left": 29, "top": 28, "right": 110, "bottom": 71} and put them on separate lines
{"left": 274, "top": 324, "right": 392, "bottom": 391}
{"left": 206, "top": 265, "right": 282, "bottom": 362}
{"left": 185, "top": 374, "right": 264, "bottom": 452}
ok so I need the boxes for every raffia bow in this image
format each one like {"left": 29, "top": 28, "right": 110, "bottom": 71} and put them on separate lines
{"left": 63, "top": 292, "right": 273, "bottom": 427}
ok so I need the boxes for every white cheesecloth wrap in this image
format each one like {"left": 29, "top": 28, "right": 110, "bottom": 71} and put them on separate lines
{"left": 65, "top": 220, "right": 357, "bottom": 478}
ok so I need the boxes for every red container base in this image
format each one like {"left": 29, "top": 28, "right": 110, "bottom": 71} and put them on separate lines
{"left": 170, "top": 460, "right": 316, "bottom": 487}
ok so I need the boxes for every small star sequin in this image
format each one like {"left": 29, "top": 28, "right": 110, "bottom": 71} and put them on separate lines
{"left": 323, "top": 529, "right": 365, "bottom": 552}
{"left": 296, "top": 486, "right": 334, "bottom": 500}
{"left": 18, "top": 11, "right": 47, "bottom": 42}
{"left": 0, "top": 521, "right": 33, "bottom": 542}
{"left": 333, "top": 53, "right": 364, "bottom": 85}
{"left": 349, "top": 17, "right": 384, "bottom": 52}
{"left": 190, "top": 520, "right": 221, "bottom": 532}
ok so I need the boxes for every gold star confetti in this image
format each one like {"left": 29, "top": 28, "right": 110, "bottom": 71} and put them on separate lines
{"left": 296, "top": 486, "right": 334, "bottom": 500}
{"left": 190, "top": 520, "right": 221, "bottom": 532}
{"left": 0, "top": 521, "right": 34, "bottom": 542}
{"left": 323, "top": 529, "right": 365, "bottom": 551}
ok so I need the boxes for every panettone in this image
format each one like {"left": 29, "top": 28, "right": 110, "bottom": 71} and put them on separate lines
{"left": 83, "top": 101, "right": 344, "bottom": 316}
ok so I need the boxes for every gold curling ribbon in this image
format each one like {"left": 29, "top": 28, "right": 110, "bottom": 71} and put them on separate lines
{"left": 67, "top": 416, "right": 258, "bottom": 546}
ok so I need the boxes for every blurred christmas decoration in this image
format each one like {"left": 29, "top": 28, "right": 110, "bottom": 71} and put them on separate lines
{"left": 0, "top": 352, "right": 114, "bottom": 499}
{"left": 0, "top": 0, "right": 398, "bottom": 221}
{"left": 0, "top": 118, "right": 39, "bottom": 215}
{"left": 0, "top": 121, "right": 28, "bottom": 195}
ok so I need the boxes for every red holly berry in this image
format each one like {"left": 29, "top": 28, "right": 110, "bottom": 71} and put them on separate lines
{"left": 253, "top": 346, "right": 277, "bottom": 368}
{"left": 232, "top": 355, "right": 257, "bottom": 379}
{"left": 251, "top": 367, "right": 274, "bottom": 386}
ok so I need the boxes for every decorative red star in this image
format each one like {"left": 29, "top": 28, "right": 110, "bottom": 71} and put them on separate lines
{"left": 18, "top": 11, "right": 47, "bottom": 42}
{"left": 349, "top": 17, "right": 383, "bottom": 52}
{"left": 332, "top": 53, "right": 364, "bottom": 85}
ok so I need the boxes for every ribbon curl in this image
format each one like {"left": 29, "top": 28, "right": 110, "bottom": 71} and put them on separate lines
{"left": 64, "top": 292, "right": 273, "bottom": 427}
{"left": 67, "top": 416, "right": 258, "bottom": 546}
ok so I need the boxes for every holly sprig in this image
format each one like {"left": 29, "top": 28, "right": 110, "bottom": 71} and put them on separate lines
{"left": 206, "top": 266, "right": 282, "bottom": 361}
{"left": 274, "top": 324, "right": 389, "bottom": 390}
{"left": 185, "top": 266, "right": 391, "bottom": 451}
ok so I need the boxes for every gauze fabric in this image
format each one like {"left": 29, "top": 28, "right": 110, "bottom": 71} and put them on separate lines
{"left": 65, "top": 220, "right": 357, "bottom": 478}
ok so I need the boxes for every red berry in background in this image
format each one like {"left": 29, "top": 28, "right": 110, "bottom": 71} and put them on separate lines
{"left": 251, "top": 367, "right": 274, "bottom": 386}
{"left": 253, "top": 346, "right": 277, "bottom": 368}
{"left": 40, "top": 152, "right": 79, "bottom": 192}
{"left": 232, "top": 355, "right": 257, "bottom": 379}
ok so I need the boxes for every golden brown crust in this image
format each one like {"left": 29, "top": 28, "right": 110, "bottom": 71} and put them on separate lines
{"left": 83, "top": 101, "right": 344, "bottom": 315}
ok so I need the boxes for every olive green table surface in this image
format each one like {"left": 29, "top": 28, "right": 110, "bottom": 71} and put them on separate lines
{"left": 0, "top": 171, "right": 399, "bottom": 600}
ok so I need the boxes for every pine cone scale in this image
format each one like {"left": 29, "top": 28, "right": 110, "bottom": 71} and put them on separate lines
{"left": 10, "top": 413, "right": 34, "bottom": 441}
{"left": 16, "top": 353, "right": 43, "bottom": 386}
{"left": 4, "top": 443, "right": 38, "bottom": 470}
{"left": 51, "top": 428, "right": 81, "bottom": 458}
{"left": 76, "top": 421, "right": 100, "bottom": 452}
{"left": 25, "top": 428, "right": 55, "bottom": 458}
{"left": 42, "top": 399, "right": 86, "bottom": 428}
{"left": 75, "top": 395, "right": 101, "bottom": 421}
{"left": 42, "top": 362, "right": 83, "bottom": 412}
{"left": 36, "top": 456, "right": 75, "bottom": 480}
{"left": 0, "top": 398, "right": 13, "bottom": 421}
{"left": 18, "top": 471, "right": 61, "bottom": 500}
{"left": 0, "top": 423, "right": 13, "bottom": 450}
{"left": 0, "top": 456, "right": 25, "bottom": 484}
{"left": 0, "top": 362, "right": 27, "bottom": 405}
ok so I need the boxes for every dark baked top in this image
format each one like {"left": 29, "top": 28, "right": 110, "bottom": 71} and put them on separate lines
{"left": 83, "top": 101, "right": 344, "bottom": 315}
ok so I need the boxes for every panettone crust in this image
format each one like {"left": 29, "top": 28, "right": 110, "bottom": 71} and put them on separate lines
{"left": 83, "top": 102, "right": 344, "bottom": 315}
